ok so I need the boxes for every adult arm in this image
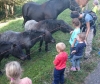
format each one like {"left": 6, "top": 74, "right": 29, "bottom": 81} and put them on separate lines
{"left": 85, "top": 22, "right": 90, "bottom": 39}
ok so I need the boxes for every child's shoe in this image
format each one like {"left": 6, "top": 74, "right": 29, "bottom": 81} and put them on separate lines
{"left": 76, "top": 67, "right": 80, "bottom": 71}
{"left": 70, "top": 67, "right": 76, "bottom": 71}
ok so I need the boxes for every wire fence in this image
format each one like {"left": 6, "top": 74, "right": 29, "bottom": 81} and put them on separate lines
{"left": 0, "top": 24, "right": 69, "bottom": 56}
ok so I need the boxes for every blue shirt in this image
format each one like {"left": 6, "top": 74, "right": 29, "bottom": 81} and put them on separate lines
{"left": 84, "top": 14, "right": 93, "bottom": 23}
{"left": 74, "top": 42, "right": 86, "bottom": 56}
{"left": 82, "top": 13, "right": 93, "bottom": 23}
{"left": 69, "top": 28, "right": 80, "bottom": 47}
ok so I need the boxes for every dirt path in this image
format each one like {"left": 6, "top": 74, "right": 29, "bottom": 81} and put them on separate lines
{"left": 84, "top": 61, "right": 100, "bottom": 84}
{"left": 0, "top": 17, "right": 23, "bottom": 28}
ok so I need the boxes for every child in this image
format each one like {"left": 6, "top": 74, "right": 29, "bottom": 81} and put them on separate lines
{"left": 92, "top": 0, "right": 99, "bottom": 14}
{"left": 52, "top": 42, "right": 68, "bottom": 84}
{"left": 70, "top": 33, "right": 86, "bottom": 71}
{"left": 69, "top": 18, "right": 81, "bottom": 59}
{"left": 5, "top": 61, "right": 32, "bottom": 84}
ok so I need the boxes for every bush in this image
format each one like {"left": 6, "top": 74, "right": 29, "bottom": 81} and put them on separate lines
{"left": 14, "top": 5, "right": 22, "bottom": 17}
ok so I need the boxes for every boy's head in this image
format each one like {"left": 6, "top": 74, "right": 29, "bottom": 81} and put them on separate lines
{"left": 70, "top": 11, "right": 80, "bottom": 18}
{"left": 70, "top": 11, "right": 83, "bottom": 19}
{"left": 93, "top": 0, "right": 99, "bottom": 5}
{"left": 77, "top": 32, "right": 86, "bottom": 41}
{"left": 72, "top": 18, "right": 80, "bottom": 27}
{"left": 56, "top": 42, "right": 66, "bottom": 52}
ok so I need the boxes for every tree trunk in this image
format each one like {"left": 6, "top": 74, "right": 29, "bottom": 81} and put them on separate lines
{"left": 10, "top": 5, "right": 14, "bottom": 15}
{"left": 4, "top": 3, "right": 8, "bottom": 17}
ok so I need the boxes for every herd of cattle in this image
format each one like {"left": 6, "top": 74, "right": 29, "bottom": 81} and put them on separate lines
{"left": 0, "top": 19, "right": 73, "bottom": 63}
{"left": 0, "top": 0, "right": 81, "bottom": 74}
{"left": 0, "top": 19, "right": 73, "bottom": 74}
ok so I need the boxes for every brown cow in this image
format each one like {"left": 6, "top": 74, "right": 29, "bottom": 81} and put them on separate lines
{"left": 75, "top": 0, "right": 89, "bottom": 11}
{"left": 76, "top": 0, "right": 89, "bottom": 8}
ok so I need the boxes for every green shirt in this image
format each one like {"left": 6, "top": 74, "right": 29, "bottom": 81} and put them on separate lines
{"left": 92, "top": 6, "right": 98, "bottom": 14}
{"left": 69, "top": 28, "right": 80, "bottom": 47}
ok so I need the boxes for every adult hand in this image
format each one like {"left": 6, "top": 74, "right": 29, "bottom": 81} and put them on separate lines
{"left": 84, "top": 40, "right": 87, "bottom": 45}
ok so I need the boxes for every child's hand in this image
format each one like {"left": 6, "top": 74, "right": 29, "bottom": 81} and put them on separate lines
{"left": 71, "top": 50, "right": 76, "bottom": 54}
{"left": 55, "top": 55, "right": 58, "bottom": 58}
{"left": 71, "top": 44, "right": 74, "bottom": 47}
{"left": 70, "top": 31, "right": 73, "bottom": 34}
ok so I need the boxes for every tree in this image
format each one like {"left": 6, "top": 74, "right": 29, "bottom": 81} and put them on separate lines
{"left": 0, "top": 0, "right": 28, "bottom": 18}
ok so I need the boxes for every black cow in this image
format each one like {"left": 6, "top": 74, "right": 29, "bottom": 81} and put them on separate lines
{"left": 0, "top": 41, "right": 27, "bottom": 75}
{"left": 22, "top": 0, "right": 81, "bottom": 24}
{"left": 0, "top": 30, "right": 54, "bottom": 59}
{"left": 24, "top": 19, "right": 73, "bottom": 51}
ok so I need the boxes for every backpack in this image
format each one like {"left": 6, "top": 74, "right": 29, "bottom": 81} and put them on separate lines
{"left": 85, "top": 10, "right": 97, "bottom": 21}
{"left": 80, "top": 10, "right": 97, "bottom": 35}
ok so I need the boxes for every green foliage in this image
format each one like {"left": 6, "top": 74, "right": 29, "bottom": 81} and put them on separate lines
{"left": 14, "top": 6, "right": 22, "bottom": 17}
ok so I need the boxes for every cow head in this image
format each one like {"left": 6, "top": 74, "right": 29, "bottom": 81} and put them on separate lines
{"left": 57, "top": 20, "right": 73, "bottom": 33}
{"left": 10, "top": 44, "right": 27, "bottom": 60}
{"left": 42, "top": 30, "right": 55, "bottom": 43}
{"left": 69, "top": 0, "right": 81, "bottom": 12}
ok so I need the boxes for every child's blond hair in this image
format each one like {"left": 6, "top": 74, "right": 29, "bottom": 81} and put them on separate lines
{"left": 78, "top": 32, "right": 86, "bottom": 41}
{"left": 5, "top": 61, "right": 23, "bottom": 84}
{"left": 56, "top": 42, "right": 66, "bottom": 52}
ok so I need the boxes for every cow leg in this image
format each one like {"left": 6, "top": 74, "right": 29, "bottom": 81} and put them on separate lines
{"left": 26, "top": 49, "right": 31, "bottom": 60}
{"left": 0, "top": 56, "right": 4, "bottom": 75}
{"left": 39, "top": 40, "right": 43, "bottom": 52}
{"left": 22, "top": 18, "right": 26, "bottom": 26}
{"left": 0, "top": 56, "right": 4, "bottom": 63}
{"left": 23, "top": 16, "right": 28, "bottom": 25}
{"left": 45, "top": 42, "right": 49, "bottom": 52}
{"left": 4, "top": 54, "right": 9, "bottom": 58}
{"left": 0, "top": 71, "right": 3, "bottom": 75}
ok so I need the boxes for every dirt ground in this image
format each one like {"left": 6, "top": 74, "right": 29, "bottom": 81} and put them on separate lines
{"left": 84, "top": 61, "right": 100, "bottom": 84}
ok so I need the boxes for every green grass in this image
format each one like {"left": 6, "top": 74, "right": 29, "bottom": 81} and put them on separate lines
{"left": 0, "top": 0, "right": 100, "bottom": 84}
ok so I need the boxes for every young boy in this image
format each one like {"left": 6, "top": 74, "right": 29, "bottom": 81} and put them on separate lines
{"left": 69, "top": 18, "right": 81, "bottom": 59}
{"left": 53, "top": 42, "right": 68, "bottom": 84}
{"left": 70, "top": 33, "right": 86, "bottom": 71}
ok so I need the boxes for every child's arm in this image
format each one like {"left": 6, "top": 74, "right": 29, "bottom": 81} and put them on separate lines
{"left": 71, "top": 38, "right": 77, "bottom": 47}
{"left": 71, "top": 50, "right": 76, "bottom": 54}
{"left": 70, "top": 31, "right": 73, "bottom": 34}
{"left": 71, "top": 44, "right": 80, "bottom": 54}
{"left": 53, "top": 55, "right": 59, "bottom": 66}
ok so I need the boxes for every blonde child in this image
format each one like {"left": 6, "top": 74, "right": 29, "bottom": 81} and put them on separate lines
{"left": 69, "top": 18, "right": 81, "bottom": 59}
{"left": 52, "top": 42, "right": 68, "bottom": 84}
{"left": 70, "top": 33, "right": 86, "bottom": 71}
{"left": 92, "top": 0, "right": 99, "bottom": 14}
{"left": 5, "top": 61, "right": 32, "bottom": 84}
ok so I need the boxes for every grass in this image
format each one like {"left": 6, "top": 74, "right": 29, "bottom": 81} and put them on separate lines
{"left": 0, "top": 0, "right": 100, "bottom": 84}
